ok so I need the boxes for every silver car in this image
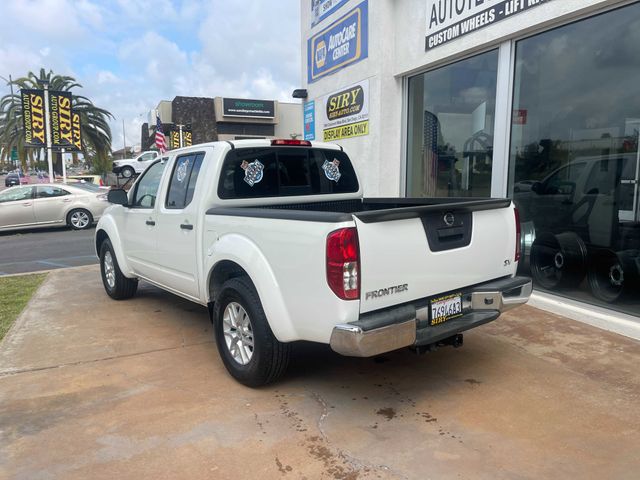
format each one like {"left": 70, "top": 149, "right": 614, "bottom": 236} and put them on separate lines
{"left": 0, "top": 183, "right": 109, "bottom": 232}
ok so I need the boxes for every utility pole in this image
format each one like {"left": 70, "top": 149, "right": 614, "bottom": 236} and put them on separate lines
{"left": 122, "top": 119, "right": 126, "bottom": 159}
{"left": 178, "top": 124, "right": 184, "bottom": 148}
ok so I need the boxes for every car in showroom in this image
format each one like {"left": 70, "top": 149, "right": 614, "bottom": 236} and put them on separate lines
{"left": 0, "top": 183, "right": 109, "bottom": 232}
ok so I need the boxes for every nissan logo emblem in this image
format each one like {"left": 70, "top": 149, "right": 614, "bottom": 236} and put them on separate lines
{"left": 443, "top": 212, "right": 455, "bottom": 226}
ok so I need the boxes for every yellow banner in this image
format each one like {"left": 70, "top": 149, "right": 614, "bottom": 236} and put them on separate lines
{"left": 323, "top": 120, "right": 369, "bottom": 141}
{"left": 183, "top": 130, "right": 192, "bottom": 147}
{"left": 170, "top": 130, "right": 180, "bottom": 149}
{"left": 71, "top": 112, "right": 82, "bottom": 151}
{"left": 21, "top": 89, "right": 46, "bottom": 147}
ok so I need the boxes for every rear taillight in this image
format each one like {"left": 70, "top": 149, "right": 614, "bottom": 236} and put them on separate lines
{"left": 99, "top": 178, "right": 104, "bottom": 186}
{"left": 271, "top": 139, "right": 312, "bottom": 147}
{"left": 514, "top": 207, "right": 521, "bottom": 262}
{"left": 326, "top": 227, "right": 360, "bottom": 300}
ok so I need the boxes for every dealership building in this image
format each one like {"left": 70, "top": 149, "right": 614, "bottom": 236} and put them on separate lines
{"left": 300, "top": 0, "right": 640, "bottom": 335}
{"left": 140, "top": 96, "right": 302, "bottom": 150}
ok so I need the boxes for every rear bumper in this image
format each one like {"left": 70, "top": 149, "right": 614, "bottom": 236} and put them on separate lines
{"left": 330, "top": 276, "right": 532, "bottom": 357}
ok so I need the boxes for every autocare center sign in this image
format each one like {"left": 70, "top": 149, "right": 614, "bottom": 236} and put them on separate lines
{"left": 307, "top": 0, "right": 368, "bottom": 83}
{"left": 425, "top": 0, "right": 551, "bottom": 50}
{"left": 320, "top": 79, "right": 369, "bottom": 142}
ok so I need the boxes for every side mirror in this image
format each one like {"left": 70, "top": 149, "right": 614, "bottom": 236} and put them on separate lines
{"left": 107, "top": 189, "right": 129, "bottom": 206}
{"left": 531, "top": 181, "right": 542, "bottom": 194}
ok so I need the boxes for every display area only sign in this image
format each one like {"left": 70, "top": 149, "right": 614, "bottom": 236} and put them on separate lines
{"left": 425, "top": 0, "right": 551, "bottom": 50}
{"left": 320, "top": 79, "right": 369, "bottom": 142}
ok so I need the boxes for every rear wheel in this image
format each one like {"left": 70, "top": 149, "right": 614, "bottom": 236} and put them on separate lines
{"left": 100, "top": 239, "right": 138, "bottom": 300}
{"left": 67, "top": 209, "right": 93, "bottom": 230}
{"left": 121, "top": 166, "right": 135, "bottom": 178}
{"left": 214, "top": 277, "right": 290, "bottom": 387}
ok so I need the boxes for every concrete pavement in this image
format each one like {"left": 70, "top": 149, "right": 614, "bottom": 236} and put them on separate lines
{"left": 1, "top": 266, "right": 639, "bottom": 479}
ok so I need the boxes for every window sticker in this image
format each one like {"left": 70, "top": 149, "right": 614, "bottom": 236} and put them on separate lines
{"left": 176, "top": 158, "right": 190, "bottom": 182}
{"left": 322, "top": 158, "right": 341, "bottom": 182}
{"left": 241, "top": 159, "right": 264, "bottom": 186}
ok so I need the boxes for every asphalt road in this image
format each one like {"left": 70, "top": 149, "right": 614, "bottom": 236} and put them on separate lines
{"left": 0, "top": 227, "right": 97, "bottom": 275}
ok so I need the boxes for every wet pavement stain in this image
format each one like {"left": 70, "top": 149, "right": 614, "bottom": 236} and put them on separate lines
{"left": 275, "top": 456, "right": 293, "bottom": 474}
{"left": 376, "top": 407, "right": 396, "bottom": 421}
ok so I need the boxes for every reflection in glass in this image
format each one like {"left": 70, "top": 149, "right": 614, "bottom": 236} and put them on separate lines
{"left": 509, "top": 3, "right": 640, "bottom": 316}
{"left": 407, "top": 50, "right": 498, "bottom": 198}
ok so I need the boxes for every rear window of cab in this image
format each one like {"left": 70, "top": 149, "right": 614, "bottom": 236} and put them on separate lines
{"left": 217, "top": 147, "right": 359, "bottom": 199}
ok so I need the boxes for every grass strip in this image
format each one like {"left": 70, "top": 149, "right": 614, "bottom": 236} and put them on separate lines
{"left": 0, "top": 274, "right": 47, "bottom": 341}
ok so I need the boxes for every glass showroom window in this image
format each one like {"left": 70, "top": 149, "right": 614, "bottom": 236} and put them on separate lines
{"left": 407, "top": 50, "right": 498, "bottom": 198}
{"left": 509, "top": 3, "right": 640, "bottom": 316}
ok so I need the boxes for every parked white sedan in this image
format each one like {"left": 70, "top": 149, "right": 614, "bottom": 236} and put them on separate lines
{"left": 0, "top": 183, "right": 109, "bottom": 232}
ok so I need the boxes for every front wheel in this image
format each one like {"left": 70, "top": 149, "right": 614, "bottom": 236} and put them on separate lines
{"left": 214, "top": 277, "right": 290, "bottom": 387}
{"left": 100, "top": 239, "right": 138, "bottom": 300}
{"left": 121, "top": 166, "right": 135, "bottom": 178}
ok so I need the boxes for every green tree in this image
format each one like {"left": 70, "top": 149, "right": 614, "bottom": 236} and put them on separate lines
{"left": 0, "top": 68, "right": 113, "bottom": 174}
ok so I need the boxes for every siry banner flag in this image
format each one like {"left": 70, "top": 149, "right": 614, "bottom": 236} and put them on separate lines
{"left": 49, "top": 91, "right": 74, "bottom": 148}
{"left": 71, "top": 111, "right": 82, "bottom": 151}
{"left": 170, "top": 129, "right": 180, "bottom": 149}
{"left": 182, "top": 128, "right": 193, "bottom": 147}
{"left": 21, "top": 89, "right": 46, "bottom": 147}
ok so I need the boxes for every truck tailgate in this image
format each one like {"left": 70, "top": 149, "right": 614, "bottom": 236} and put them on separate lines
{"left": 355, "top": 202, "right": 517, "bottom": 314}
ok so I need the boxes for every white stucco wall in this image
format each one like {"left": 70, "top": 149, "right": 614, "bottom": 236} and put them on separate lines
{"left": 300, "top": 0, "right": 634, "bottom": 197}
{"left": 275, "top": 102, "right": 304, "bottom": 139}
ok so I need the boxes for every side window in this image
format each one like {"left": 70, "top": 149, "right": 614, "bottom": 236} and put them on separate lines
{"left": 131, "top": 161, "right": 166, "bottom": 208}
{"left": 0, "top": 187, "right": 33, "bottom": 203}
{"left": 37, "top": 186, "right": 69, "bottom": 198}
{"left": 166, "top": 153, "right": 205, "bottom": 209}
{"left": 139, "top": 152, "right": 156, "bottom": 162}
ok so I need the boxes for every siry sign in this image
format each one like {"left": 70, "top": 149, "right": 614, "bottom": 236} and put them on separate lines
{"left": 425, "top": 0, "right": 551, "bottom": 50}
{"left": 48, "top": 91, "right": 74, "bottom": 148}
{"left": 223, "top": 98, "right": 275, "bottom": 119}
{"left": 307, "top": 0, "right": 368, "bottom": 83}
{"left": 21, "top": 89, "right": 46, "bottom": 147}
{"left": 320, "top": 79, "right": 369, "bottom": 142}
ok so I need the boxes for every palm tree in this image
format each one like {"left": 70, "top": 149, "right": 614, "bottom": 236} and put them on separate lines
{"left": 0, "top": 68, "right": 113, "bottom": 174}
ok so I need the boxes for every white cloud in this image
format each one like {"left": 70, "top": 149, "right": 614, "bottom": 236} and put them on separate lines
{"left": 0, "top": 0, "right": 302, "bottom": 150}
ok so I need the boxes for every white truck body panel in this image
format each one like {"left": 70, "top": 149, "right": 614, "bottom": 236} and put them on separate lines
{"left": 97, "top": 139, "right": 529, "bottom": 354}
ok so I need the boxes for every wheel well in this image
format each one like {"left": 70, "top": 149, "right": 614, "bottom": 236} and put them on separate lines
{"left": 209, "top": 261, "right": 250, "bottom": 303}
{"left": 95, "top": 230, "right": 109, "bottom": 256}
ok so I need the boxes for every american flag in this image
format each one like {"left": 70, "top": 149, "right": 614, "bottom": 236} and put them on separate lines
{"left": 155, "top": 116, "right": 167, "bottom": 153}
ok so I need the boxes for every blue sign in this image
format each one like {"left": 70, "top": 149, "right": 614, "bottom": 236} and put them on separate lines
{"left": 307, "top": 0, "right": 368, "bottom": 84}
{"left": 303, "top": 101, "right": 315, "bottom": 140}
{"left": 311, "top": 0, "right": 349, "bottom": 26}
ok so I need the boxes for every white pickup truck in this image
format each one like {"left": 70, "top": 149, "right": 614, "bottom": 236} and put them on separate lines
{"left": 112, "top": 151, "right": 159, "bottom": 178}
{"left": 96, "top": 139, "right": 531, "bottom": 386}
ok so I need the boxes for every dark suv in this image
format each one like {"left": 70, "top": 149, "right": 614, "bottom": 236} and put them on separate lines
{"left": 4, "top": 172, "right": 27, "bottom": 187}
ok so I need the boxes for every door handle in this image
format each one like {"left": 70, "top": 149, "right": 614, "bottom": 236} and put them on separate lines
{"left": 146, "top": 220, "right": 156, "bottom": 226}
{"left": 23, "top": 202, "right": 32, "bottom": 206}
{"left": 180, "top": 223, "right": 193, "bottom": 230}
{"left": 62, "top": 198, "right": 72, "bottom": 202}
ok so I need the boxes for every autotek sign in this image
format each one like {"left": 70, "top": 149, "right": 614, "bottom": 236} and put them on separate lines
{"left": 425, "top": 0, "right": 551, "bottom": 50}
{"left": 307, "top": 0, "right": 368, "bottom": 83}
{"left": 320, "top": 79, "right": 369, "bottom": 141}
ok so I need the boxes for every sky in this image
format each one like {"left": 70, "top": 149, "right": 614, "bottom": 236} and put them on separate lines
{"left": 0, "top": 0, "right": 301, "bottom": 151}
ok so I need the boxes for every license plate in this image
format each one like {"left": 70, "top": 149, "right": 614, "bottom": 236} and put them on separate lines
{"left": 430, "top": 293, "right": 463, "bottom": 326}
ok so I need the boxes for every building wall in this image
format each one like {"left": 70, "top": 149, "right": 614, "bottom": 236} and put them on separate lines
{"left": 171, "top": 96, "right": 217, "bottom": 145}
{"left": 275, "top": 102, "right": 304, "bottom": 139}
{"left": 300, "top": 0, "right": 633, "bottom": 197}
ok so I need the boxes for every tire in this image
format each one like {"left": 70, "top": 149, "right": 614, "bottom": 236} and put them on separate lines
{"left": 530, "top": 231, "right": 587, "bottom": 289}
{"left": 588, "top": 249, "right": 640, "bottom": 303}
{"left": 67, "top": 208, "right": 93, "bottom": 230}
{"left": 213, "top": 277, "right": 290, "bottom": 387}
{"left": 99, "top": 239, "right": 138, "bottom": 300}
{"left": 121, "top": 166, "right": 135, "bottom": 178}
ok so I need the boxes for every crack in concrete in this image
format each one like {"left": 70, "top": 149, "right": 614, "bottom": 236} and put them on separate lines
{"left": 0, "top": 340, "right": 213, "bottom": 378}
{"left": 310, "top": 391, "right": 410, "bottom": 480}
